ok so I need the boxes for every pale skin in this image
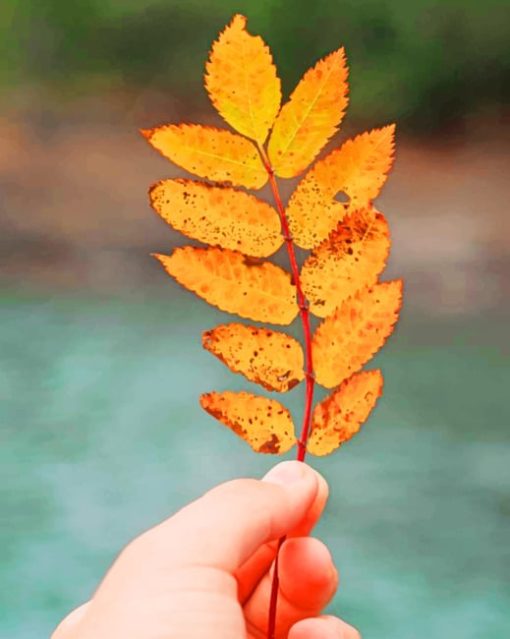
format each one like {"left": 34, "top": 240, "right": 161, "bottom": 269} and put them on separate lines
{"left": 53, "top": 461, "right": 361, "bottom": 639}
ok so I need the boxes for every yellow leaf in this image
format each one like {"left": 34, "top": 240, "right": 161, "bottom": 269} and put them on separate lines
{"left": 202, "top": 323, "right": 304, "bottom": 392}
{"left": 267, "top": 48, "right": 348, "bottom": 178}
{"left": 313, "top": 280, "right": 402, "bottom": 388}
{"left": 307, "top": 370, "right": 383, "bottom": 456}
{"left": 200, "top": 390, "right": 296, "bottom": 454}
{"left": 205, "top": 14, "right": 281, "bottom": 144}
{"left": 301, "top": 208, "right": 391, "bottom": 317}
{"left": 141, "top": 124, "right": 267, "bottom": 189}
{"left": 286, "top": 125, "right": 396, "bottom": 248}
{"left": 315, "top": 124, "right": 396, "bottom": 208}
{"left": 150, "top": 179, "right": 283, "bottom": 258}
{"left": 154, "top": 247, "right": 298, "bottom": 325}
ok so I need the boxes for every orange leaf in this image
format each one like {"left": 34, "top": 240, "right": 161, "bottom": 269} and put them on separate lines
{"left": 307, "top": 370, "right": 383, "bottom": 456}
{"left": 205, "top": 14, "right": 281, "bottom": 143}
{"left": 313, "top": 280, "right": 402, "bottom": 388}
{"left": 286, "top": 125, "right": 396, "bottom": 248}
{"left": 202, "top": 323, "right": 304, "bottom": 392}
{"left": 200, "top": 390, "right": 296, "bottom": 454}
{"left": 150, "top": 179, "right": 282, "bottom": 258}
{"left": 267, "top": 48, "right": 348, "bottom": 178}
{"left": 141, "top": 124, "right": 266, "bottom": 189}
{"left": 154, "top": 247, "right": 298, "bottom": 325}
{"left": 301, "top": 208, "right": 391, "bottom": 317}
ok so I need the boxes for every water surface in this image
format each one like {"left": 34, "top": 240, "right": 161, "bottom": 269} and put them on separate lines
{"left": 1, "top": 293, "right": 508, "bottom": 638}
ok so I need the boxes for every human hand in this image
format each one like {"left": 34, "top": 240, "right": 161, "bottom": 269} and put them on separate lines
{"left": 53, "top": 461, "right": 360, "bottom": 638}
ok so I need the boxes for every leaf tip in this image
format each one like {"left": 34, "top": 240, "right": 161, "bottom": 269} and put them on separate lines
{"left": 151, "top": 252, "right": 172, "bottom": 267}
{"left": 230, "top": 13, "right": 247, "bottom": 29}
{"left": 148, "top": 179, "right": 164, "bottom": 201}
{"left": 199, "top": 391, "right": 211, "bottom": 410}
{"left": 331, "top": 45, "right": 348, "bottom": 65}
{"left": 201, "top": 327, "right": 214, "bottom": 351}
{"left": 382, "top": 122, "right": 397, "bottom": 149}
{"left": 379, "top": 123, "right": 397, "bottom": 151}
{"left": 368, "top": 368, "right": 384, "bottom": 395}
{"left": 323, "top": 46, "right": 349, "bottom": 80}
{"left": 393, "top": 277, "right": 404, "bottom": 296}
{"left": 379, "top": 279, "right": 404, "bottom": 322}
{"left": 140, "top": 127, "right": 154, "bottom": 141}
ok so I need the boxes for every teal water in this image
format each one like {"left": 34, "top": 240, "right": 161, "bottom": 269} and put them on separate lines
{"left": 1, "top": 292, "right": 509, "bottom": 638}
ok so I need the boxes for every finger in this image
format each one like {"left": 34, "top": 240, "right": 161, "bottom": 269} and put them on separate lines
{"left": 51, "top": 602, "right": 89, "bottom": 638}
{"left": 236, "top": 472, "right": 329, "bottom": 603}
{"left": 289, "top": 615, "right": 361, "bottom": 639}
{"left": 127, "top": 461, "right": 322, "bottom": 573}
{"left": 244, "top": 537, "right": 338, "bottom": 637}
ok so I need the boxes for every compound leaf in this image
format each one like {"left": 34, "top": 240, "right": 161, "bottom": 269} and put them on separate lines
{"left": 143, "top": 16, "right": 402, "bottom": 466}
{"left": 307, "top": 370, "right": 383, "bottom": 456}
{"left": 154, "top": 247, "right": 298, "bottom": 325}
{"left": 268, "top": 48, "right": 349, "bottom": 178}
{"left": 200, "top": 390, "right": 296, "bottom": 454}
{"left": 205, "top": 14, "right": 281, "bottom": 143}
{"left": 141, "top": 124, "right": 267, "bottom": 189}
{"left": 313, "top": 280, "right": 402, "bottom": 388}
{"left": 286, "top": 125, "right": 396, "bottom": 248}
{"left": 150, "top": 179, "right": 282, "bottom": 257}
{"left": 301, "top": 208, "right": 391, "bottom": 317}
{"left": 202, "top": 323, "right": 304, "bottom": 392}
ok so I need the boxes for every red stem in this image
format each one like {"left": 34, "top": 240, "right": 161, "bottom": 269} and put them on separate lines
{"left": 258, "top": 145, "right": 316, "bottom": 638}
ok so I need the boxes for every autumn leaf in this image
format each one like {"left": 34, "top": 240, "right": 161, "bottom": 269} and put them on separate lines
{"left": 313, "top": 280, "right": 402, "bottom": 388}
{"left": 286, "top": 125, "right": 396, "bottom": 248}
{"left": 267, "top": 48, "right": 348, "bottom": 178}
{"left": 301, "top": 208, "right": 391, "bottom": 317}
{"left": 144, "top": 14, "right": 402, "bottom": 479}
{"left": 203, "top": 323, "right": 304, "bottom": 392}
{"left": 143, "top": 19, "right": 404, "bottom": 638}
{"left": 307, "top": 370, "right": 383, "bottom": 456}
{"left": 150, "top": 179, "right": 282, "bottom": 258}
{"left": 205, "top": 14, "right": 281, "bottom": 144}
{"left": 200, "top": 390, "right": 296, "bottom": 453}
{"left": 141, "top": 124, "right": 267, "bottom": 189}
{"left": 154, "top": 247, "right": 298, "bottom": 325}
{"left": 314, "top": 124, "right": 396, "bottom": 209}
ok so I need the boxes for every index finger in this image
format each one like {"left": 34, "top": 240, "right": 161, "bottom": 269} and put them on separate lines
{"left": 129, "top": 461, "right": 322, "bottom": 573}
{"left": 236, "top": 471, "right": 329, "bottom": 603}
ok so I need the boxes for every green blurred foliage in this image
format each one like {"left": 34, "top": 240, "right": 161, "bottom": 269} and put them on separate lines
{"left": 1, "top": 0, "right": 509, "bottom": 129}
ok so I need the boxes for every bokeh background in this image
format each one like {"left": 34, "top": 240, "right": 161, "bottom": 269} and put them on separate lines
{"left": 1, "top": 1, "right": 509, "bottom": 637}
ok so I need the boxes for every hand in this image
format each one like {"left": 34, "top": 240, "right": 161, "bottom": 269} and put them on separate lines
{"left": 53, "top": 461, "right": 360, "bottom": 638}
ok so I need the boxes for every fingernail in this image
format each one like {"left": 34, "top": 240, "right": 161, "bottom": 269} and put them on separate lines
{"left": 262, "top": 461, "right": 308, "bottom": 486}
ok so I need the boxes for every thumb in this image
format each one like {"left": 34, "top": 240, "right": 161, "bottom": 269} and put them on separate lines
{"left": 129, "top": 461, "right": 322, "bottom": 572}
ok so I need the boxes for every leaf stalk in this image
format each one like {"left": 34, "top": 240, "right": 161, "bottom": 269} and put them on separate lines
{"left": 258, "top": 145, "right": 316, "bottom": 638}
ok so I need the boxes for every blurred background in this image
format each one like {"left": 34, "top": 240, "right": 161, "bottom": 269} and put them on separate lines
{"left": 1, "top": 1, "right": 509, "bottom": 637}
